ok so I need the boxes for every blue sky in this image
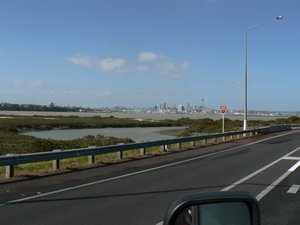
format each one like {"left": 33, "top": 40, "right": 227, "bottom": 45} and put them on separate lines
{"left": 0, "top": 0, "right": 299, "bottom": 111}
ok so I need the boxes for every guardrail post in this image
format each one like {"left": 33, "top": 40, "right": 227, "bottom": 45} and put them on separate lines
{"left": 177, "top": 143, "right": 182, "bottom": 149}
{"left": 230, "top": 135, "right": 233, "bottom": 140}
{"left": 160, "top": 145, "right": 166, "bottom": 152}
{"left": 5, "top": 154, "right": 15, "bottom": 178}
{"left": 191, "top": 141, "right": 196, "bottom": 147}
{"left": 88, "top": 155, "right": 95, "bottom": 164}
{"left": 5, "top": 165, "right": 14, "bottom": 178}
{"left": 88, "top": 146, "right": 96, "bottom": 164}
{"left": 203, "top": 139, "right": 207, "bottom": 145}
{"left": 117, "top": 151, "right": 123, "bottom": 159}
{"left": 140, "top": 147, "right": 146, "bottom": 155}
{"left": 116, "top": 143, "right": 124, "bottom": 159}
{"left": 52, "top": 150, "right": 61, "bottom": 171}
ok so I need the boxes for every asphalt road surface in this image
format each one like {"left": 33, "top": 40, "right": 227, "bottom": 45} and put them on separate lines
{"left": 1, "top": 130, "right": 300, "bottom": 225}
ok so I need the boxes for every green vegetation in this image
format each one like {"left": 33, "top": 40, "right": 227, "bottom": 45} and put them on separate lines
{"left": 0, "top": 115, "right": 299, "bottom": 156}
{"left": 0, "top": 131, "right": 133, "bottom": 155}
{"left": 178, "top": 116, "right": 300, "bottom": 136}
{"left": 0, "top": 115, "right": 181, "bottom": 155}
{"left": 0, "top": 115, "right": 299, "bottom": 178}
{"left": 0, "top": 115, "right": 179, "bottom": 132}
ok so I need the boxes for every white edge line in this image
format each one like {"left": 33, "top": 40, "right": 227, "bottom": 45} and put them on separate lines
{"left": 0, "top": 131, "right": 294, "bottom": 207}
{"left": 256, "top": 171, "right": 291, "bottom": 201}
{"left": 288, "top": 160, "right": 300, "bottom": 172}
{"left": 221, "top": 158, "right": 283, "bottom": 192}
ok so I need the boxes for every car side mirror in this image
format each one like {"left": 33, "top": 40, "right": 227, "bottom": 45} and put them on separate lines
{"left": 163, "top": 192, "right": 260, "bottom": 225}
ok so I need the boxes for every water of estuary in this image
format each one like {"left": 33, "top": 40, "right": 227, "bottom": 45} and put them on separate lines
{"left": 24, "top": 127, "right": 185, "bottom": 143}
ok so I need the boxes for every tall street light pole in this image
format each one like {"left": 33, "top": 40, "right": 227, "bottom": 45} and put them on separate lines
{"left": 243, "top": 16, "right": 284, "bottom": 130}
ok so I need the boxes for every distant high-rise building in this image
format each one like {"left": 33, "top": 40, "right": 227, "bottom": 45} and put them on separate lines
{"left": 163, "top": 102, "right": 167, "bottom": 111}
{"left": 186, "top": 102, "right": 191, "bottom": 113}
{"left": 178, "top": 104, "right": 184, "bottom": 113}
{"left": 201, "top": 97, "right": 205, "bottom": 111}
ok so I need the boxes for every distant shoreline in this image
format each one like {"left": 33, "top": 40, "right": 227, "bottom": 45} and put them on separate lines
{"left": 0, "top": 110, "right": 290, "bottom": 121}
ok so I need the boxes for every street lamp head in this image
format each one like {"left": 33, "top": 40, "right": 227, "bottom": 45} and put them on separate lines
{"left": 276, "top": 16, "right": 284, "bottom": 20}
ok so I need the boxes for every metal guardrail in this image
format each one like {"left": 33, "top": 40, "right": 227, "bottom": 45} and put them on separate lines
{"left": 0, "top": 125, "right": 292, "bottom": 178}
{"left": 291, "top": 124, "right": 300, "bottom": 128}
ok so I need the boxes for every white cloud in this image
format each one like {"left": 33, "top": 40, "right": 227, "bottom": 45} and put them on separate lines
{"left": 65, "top": 54, "right": 93, "bottom": 67}
{"left": 66, "top": 52, "right": 190, "bottom": 78}
{"left": 66, "top": 54, "right": 128, "bottom": 74}
{"left": 138, "top": 52, "right": 190, "bottom": 78}
{"left": 156, "top": 62, "right": 179, "bottom": 78}
{"left": 138, "top": 52, "right": 162, "bottom": 62}
{"left": 96, "top": 58, "right": 127, "bottom": 73}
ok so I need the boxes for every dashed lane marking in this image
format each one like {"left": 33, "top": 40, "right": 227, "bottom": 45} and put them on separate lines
{"left": 256, "top": 160, "right": 300, "bottom": 201}
{"left": 283, "top": 156, "right": 300, "bottom": 161}
{"left": 287, "top": 185, "right": 300, "bottom": 194}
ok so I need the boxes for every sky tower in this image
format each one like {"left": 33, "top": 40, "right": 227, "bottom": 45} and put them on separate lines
{"left": 201, "top": 97, "right": 205, "bottom": 110}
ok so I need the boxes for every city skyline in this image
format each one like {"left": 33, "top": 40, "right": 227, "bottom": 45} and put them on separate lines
{"left": 1, "top": 101, "right": 300, "bottom": 115}
{"left": 0, "top": 1, "right": 299, "bottom": 111}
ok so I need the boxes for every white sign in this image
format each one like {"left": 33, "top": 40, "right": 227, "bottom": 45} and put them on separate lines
{"left": 220, "top": 105, "right": 227, "bottom": 114}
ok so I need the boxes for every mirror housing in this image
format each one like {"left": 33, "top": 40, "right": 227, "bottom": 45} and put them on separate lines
{"left": 163, "top": 192, "right": 260, "bottom": 225}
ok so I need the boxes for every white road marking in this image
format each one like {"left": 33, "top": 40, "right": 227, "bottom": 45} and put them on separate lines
{"left": 0, "top": 132, "right": 294, "bottom": 207}
{"left": 256, "top": 160, "right": 300, "bottom": 201}
{"left": 288, "top": 161, "right": 300, "bottom": 172}
{"left": 256, "top": 170, "right": 291, "bottom": 201}
{"left": 222, "top": 146, "right": 300, "bottom": 192}
{"left": 156, "top": 133, "right": 296, "bottom": 225}
{"left": 283, "top": 156, "right": 300, "bottom": 161}
{"left": 287, "top": 185, "right": 300, "bottom": 194}
{"left": 221, "top": 157, "right": 284, "bottom": 192}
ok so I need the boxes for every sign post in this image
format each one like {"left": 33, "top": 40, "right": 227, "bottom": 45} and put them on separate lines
{"left": 222, "top": 113, "right": 225, "bottom": 133}
{"left": 220, "top": 105, "right": 227, "bottom": 134}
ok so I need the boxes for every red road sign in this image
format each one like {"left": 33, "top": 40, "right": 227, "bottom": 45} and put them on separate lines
{"left": 220, "top": 105, "right": 227, "bottom": 114}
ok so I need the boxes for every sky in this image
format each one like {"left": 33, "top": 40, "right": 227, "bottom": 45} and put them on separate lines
{"left": 0, "top": 0, "right": 299, "bottom": 111}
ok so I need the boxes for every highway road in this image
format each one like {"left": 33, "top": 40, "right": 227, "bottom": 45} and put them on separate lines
{"left": 1, "top": 130, "right": 300, "bottom": 225}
